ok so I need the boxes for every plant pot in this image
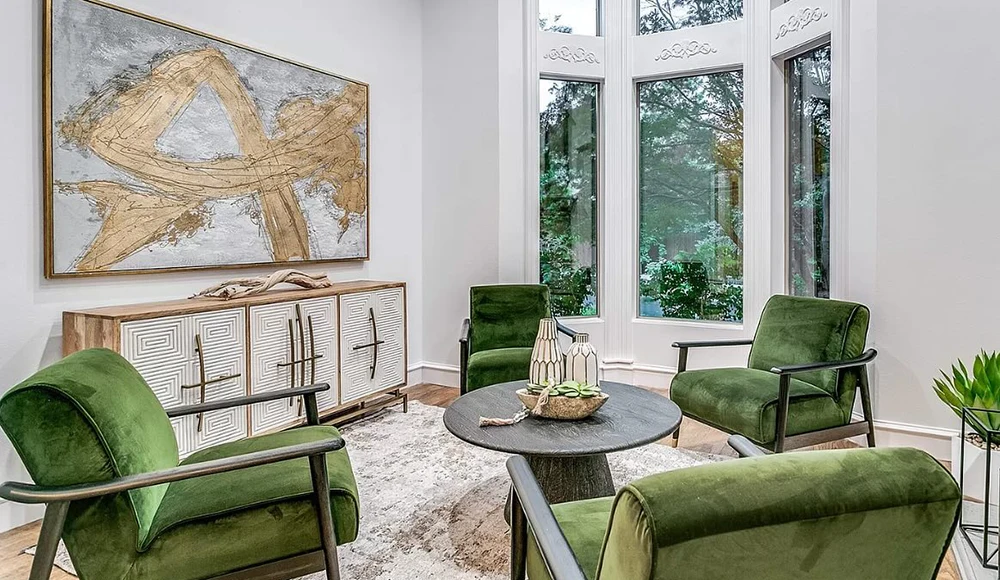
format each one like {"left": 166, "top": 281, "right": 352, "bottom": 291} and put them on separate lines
{"left": 951, "top": 434, "right": 1000, "bottom": 505}
{"left": 516, "top": 389, "right": 609, "bottom": 420}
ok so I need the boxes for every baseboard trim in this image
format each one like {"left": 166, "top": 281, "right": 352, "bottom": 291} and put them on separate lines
{"left": 408, "top": 361, "right": 460, "bottom": 388}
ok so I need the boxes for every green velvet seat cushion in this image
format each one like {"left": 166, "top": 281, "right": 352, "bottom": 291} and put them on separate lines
{"left": 120, "top": 427, "right": 360, "bottom": 580}
{"left": 466, "top": 347, "right": 533, "bottom": 392}
{"left": 669, "top": 368, "right": 848, "bottom": 445}
{"left": 469, "top": 285, "right": 550, "bottom": 354}
{"left": 526, "top": 496, "right": 613, "bottom": 580}
{"left": 594, "top": 447, "right": 960, "bottom": 580}
{"left": 150, "top": 426, "right": 359, "bottom": 547}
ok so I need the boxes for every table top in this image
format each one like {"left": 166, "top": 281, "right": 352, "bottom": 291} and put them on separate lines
{"left": 442, "top": 381, "right": 682, "bottom": 457}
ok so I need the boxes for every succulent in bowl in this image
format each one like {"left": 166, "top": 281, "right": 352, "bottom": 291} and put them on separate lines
{"left": 527, "top": 380, "right": 602, "bottom": 399}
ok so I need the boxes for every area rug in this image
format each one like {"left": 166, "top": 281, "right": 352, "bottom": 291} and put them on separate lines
{"left": 29, "top": 402, "right": 722, "bottom": 579}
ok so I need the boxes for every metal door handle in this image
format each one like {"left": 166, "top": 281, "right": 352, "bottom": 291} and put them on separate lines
{"left": 181, "top": 334, "right": 242, "bottom": 432}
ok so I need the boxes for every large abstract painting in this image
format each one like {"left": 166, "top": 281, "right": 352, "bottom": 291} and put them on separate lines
{"left": 45, "top": 0, "right": 369, "bottom": 277}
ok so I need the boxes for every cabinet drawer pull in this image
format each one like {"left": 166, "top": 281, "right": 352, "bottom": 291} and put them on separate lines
{"left": 352, "top": 308, "right": 383, "bottom": 380}
{"left": 276, "top": 305, "right": 321, "bottom": 416}
{"left": 181, "top": 334, "right": 242, "bottom": 432}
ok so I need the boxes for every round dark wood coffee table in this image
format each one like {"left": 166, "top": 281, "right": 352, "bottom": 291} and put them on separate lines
{"left": 443, "top": 380, "right": 682, "bottom": 507}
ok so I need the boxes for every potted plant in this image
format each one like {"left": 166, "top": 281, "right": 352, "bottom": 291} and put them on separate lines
{"left": 517, "top": 380, "right": 608, "bottom": 420}
{"left": 933, "top": 350, "right": 1000, "bottom": 504}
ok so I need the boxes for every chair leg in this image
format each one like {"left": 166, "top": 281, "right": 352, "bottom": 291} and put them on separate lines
{"left": 30, "top": 502, "right": 68, "bottom": 580}
{"left": 859, "top": 370, "right": 877, "bottom": 448}
{"left": 774, "top": 375, "right": 791, "bottom": 454}
{"left": 509, "top": 485, "right": 527, "bottom": 580}
{"left": 308, "top": 455, "right": 341, "bottom": 580}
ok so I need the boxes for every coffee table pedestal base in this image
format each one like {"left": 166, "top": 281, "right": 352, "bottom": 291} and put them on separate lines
{"left": 505, "top": 454, "right": 614, "bottom": 523}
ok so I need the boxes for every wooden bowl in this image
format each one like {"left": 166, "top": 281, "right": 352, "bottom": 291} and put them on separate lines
{"left": 516, "top": 389, "right": 609, "bottom": 421}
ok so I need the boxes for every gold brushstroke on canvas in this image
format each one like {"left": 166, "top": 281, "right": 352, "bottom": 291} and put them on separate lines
{"left": 58, "top": 47, "right": 367, "bottom": 272}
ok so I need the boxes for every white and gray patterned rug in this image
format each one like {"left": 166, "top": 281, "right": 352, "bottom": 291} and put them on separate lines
{"left": 30, "top": 402, "right": 721, "bottom": 579}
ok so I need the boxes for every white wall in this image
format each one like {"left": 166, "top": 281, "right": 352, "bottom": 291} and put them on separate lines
{"left": 421, "top": 0, "right": 501, "bottom": 374}
{"left": 0, "top": 0, "right": 424, "bottom": 532}
{"left": 871, "top": 0, "right": 1000, "bottom": 436}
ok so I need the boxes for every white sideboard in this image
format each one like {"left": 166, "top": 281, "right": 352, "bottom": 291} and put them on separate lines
{"left": 64, "top": 280, "right": 407, "bottom": 456}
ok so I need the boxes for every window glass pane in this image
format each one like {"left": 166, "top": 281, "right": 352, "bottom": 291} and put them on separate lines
{"left": 638, "top": 0, "right": 742, "bottom": 35}
{"left": 540, "top": 0, "right": 600, "bottom": 36}
{"left": 540, "top": 80, "right": 599, "bottom": 317}
{"left": 638, "top": 71, "right": 744, "bottom": 322}
{"left": 787, "top": 45, "right": 831, "bottom": 299}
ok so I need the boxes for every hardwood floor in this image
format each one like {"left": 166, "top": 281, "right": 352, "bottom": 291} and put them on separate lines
{"left": 0, "top": 383, "right": 960, "bottom": 580}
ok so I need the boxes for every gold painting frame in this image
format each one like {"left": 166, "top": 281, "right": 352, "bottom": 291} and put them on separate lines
{"left": 44, "top": 0, "right": 371, "bottom": 278}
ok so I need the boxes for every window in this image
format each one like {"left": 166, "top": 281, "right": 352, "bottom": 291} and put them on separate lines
{"left": 540, "top": 0, "right": 601, "bottom": 36}
{"left": 787, "top": 45, "right": 832, "bottom": 299}
{"left": 540, "top": 80, "right": 599, "bottom": 317}
{"left": 638, "top": 0, "right": 743, "bottom": 35}
{"left": 638, "top": 71, "right": 744, "bottom": 322}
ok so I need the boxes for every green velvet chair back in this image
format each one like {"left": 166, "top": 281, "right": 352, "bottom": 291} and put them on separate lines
{"left": 748, "top": 295, "right": 870, "bottom": 410}
{"left": 595, "top": 447, "right": 959, "bottom": 580}
{"left": 0, "top": 348, "right": 180, "bottom": 549}
{"left": 469, "top": 284, "right": 551, "bottom": 354}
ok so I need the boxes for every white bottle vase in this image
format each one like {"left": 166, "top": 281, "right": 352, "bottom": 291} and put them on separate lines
{"left": 565, "top": 333, "right": 599, "bottom": 387}
{"left": 529, "top": 318, "right": 564, "bottom": 387}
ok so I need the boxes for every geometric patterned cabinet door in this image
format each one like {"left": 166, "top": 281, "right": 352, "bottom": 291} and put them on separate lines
{"left": 248, "top": 302, "right": 299, "bottom": 436}
{"left": 297, "top": 297, "right": 339, "bottom": 413}
{"left": 121, "top": 308, "right": 246, "bottom": 457}
{"left": 248, "top": 297, "right": 339, "bottom": 436}
{"left": 187, "top": 310, "right": 247, "bottom": 456}
{"left": 340, "top": 287, "right": 406, "bottom": 404}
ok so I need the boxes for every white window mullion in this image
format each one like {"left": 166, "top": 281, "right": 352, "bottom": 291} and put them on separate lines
{"left": 744, "top": 1, "right": 776, "bottom": 332}
{"left": 524, "top": 0, "right": 542, "bottom": 284}
{"left": 829, "top": 0, "right": 850, "bottom": 300}
{"left": 601, "top": 0, "right": 633, "bottom": 367}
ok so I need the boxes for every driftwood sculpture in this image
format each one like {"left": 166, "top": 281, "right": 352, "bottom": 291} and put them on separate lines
{"left": 192, "top": 269, "right": 333, "bottom": 300}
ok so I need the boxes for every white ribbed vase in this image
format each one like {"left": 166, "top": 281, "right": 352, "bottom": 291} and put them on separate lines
{"left": 529, "top": 318, "right": 564, "bottom": 386}
{"left": 565, "top": 333, "right": 599, "bottom": 387}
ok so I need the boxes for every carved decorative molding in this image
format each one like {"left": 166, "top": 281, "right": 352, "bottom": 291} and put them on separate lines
{"left": 543, "top": 45, "right": 601, "bottom": 65}
{"left": 775, "top": 7, "right": 829, "bottom": 39}
{"left": 654, "top": 40, "right": 718, "bottom": 61}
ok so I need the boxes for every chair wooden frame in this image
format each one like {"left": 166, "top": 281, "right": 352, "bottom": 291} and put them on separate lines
{"left": 671, "top": 340, "right": 878, "bottom": 453}
{"left": 0, "top": 384, "right": 345, "bottom": 580}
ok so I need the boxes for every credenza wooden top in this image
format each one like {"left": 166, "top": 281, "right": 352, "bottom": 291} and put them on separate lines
{"left": 63, "top": 280, "right": 406, "bottom": 321}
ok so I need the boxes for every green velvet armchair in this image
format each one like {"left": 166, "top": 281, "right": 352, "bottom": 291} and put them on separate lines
{"left": 460, "top": 285, "right": 576, "bottom": 394}
{"left": 0, "top": 348, "right": 359, "bottom": 580}
{"left": 669, "top": 295, "right": 877, "bottom": 453}
{"left": 508, "top": 436, "right": 961, "bottom": 580}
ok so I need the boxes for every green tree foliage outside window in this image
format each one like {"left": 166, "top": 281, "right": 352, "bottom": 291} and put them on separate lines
{"left": 788, "top": 45, "right": 832, "bottom": 299}
{"left": 540, "top": 80, "right": 599, "bottom": 317}
{"left": 638, "top": 0, "right": 743, "bottom": 34}
{"left": 638, "top": 71, "right": 744, "bottom": 322}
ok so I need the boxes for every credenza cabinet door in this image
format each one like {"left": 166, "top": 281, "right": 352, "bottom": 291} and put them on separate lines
{"left": 121, "top": 309, "right": 247, "bottom": 458}
{"left": 340, "top": 287, "right": 406, "bottom": 404}
{"left": 249, "top": 303, "right": 299, "bottom": 435}
{"left": 188, "top": 310, "right": 248, "bottom": 455}
{"left": 297, "top": 298, "right": 339, "bottom": 413}
{"left": 249, "top": 297, "right": 339, "bottom": 435}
